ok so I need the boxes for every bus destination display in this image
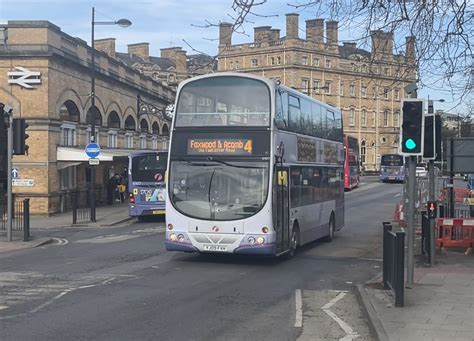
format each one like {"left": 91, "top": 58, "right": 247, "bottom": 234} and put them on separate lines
{"left": 187, "top": 138, "right": 253, "bottom": 155}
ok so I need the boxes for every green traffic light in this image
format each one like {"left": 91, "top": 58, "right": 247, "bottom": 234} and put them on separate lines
{"left": 405, "top": 138, "right": 417, "bottom": 150}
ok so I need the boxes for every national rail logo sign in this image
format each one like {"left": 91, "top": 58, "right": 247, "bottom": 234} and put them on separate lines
{"left": 187, "top": 138, "right": 253, "bottom": 155}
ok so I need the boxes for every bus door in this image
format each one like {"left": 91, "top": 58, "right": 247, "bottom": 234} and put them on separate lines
{"left": 274, "top": 167, "right": 290, "bottom": 253}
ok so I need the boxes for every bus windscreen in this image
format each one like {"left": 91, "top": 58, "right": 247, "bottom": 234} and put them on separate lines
{"left": 380, "top": 155, "right": 403, "bottom": 167}
{"left": 131, "top": 154, "right": 167, "bottom": 182}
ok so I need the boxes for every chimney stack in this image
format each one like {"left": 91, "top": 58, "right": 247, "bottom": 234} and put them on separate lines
{"left": 127, "top": 42, "right": 150, "bottom": 61}
{"left": 219, "top": 22, "right": 233, "bottom": 46}
{"left": 286, "top": 13, "right": 299, "bottom": 39}
{"left": 306, "top": 19, "right": 324, "bottom": 43}
{"left": 94, "top": 38, "right": 116, "bottom": 58}
{"left": 161, "top": 47, "right": 187, "bottom": 73}
{"left": 371, "top": 30, "right": 394, "bottom": 60}
{"left": 254, "top": 26, "right": 272, "bottom": 43}
{"left": 326, "top": 21, "right": 338, "bottom": 46}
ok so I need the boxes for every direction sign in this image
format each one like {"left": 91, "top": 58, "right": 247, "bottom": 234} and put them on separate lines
{"left": 89, "top": 158, "right": 100, "bottom": 166}
{"left": 463, "top": 198, "right": 474, "bottom": 205}
{"left": 12, "top": 179, "right": 34, "bottom": 187}
{"left": 12, "top": 168, "right": 19, "bottom": 179}
{"left": 85, "top": 143, "right": 100, "bottom": 158}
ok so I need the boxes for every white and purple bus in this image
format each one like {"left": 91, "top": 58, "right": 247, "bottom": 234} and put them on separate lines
{"left": 379, "top": 154, "right": 405, "bottom": 182}
{"left": 165, "top": 73, "right": 344, "bottom": 256}
{"left": 128, "top": 151, "right": 168, "bottom": 221}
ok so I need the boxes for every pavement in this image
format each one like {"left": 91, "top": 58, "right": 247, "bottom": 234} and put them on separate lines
{"left": 0, "top": 202, "right": 132, "bottom": 253}
{"left": 358, "top": 241, "right": 474, "bottom": 341}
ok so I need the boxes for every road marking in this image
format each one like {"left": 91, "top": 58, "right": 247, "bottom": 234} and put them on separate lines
{"left": 51, "top": 238, "right": 69, "bottom": 246}
{"left": 74, "top": 227, "right": 165, "bottom": 244}
{"left": 0, "top": 305, "right": 8, "bottom": 310}
{"left": 321, "top": 291, "right": 359, "bottom": 341}
{"left": 394, "top": 193, "right": 401, "bottom": 197}
{"left": 294, "top": 289, "right": 303, "bottom": 328}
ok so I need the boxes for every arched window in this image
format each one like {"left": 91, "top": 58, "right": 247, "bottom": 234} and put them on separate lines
{"left": 86, "top": 106, "right": 102, "bottom": 126}
{"left": 361, "top": 140, "right": 366, "bottom": 164}
{"left": 393, "top": 110, "right": 400, "bottom": 127}
{"left": 361, "top": 109, "right": 367, "bottom": 127}
{"left": 140, "top": 119, "right": 149, "bottom": 133}
{"left": 152, "top": 122, "right": 160, "bottom": 135}
{"left": 107, "top": 111, "right": 121, "bottom": 129}
{"left": 59, "top": 100, "right": 80, "bottom": 122}
{"left": 349, "top": 108, "right": 355, "bottom": 126}
{"left": 161, "top": 124, "right": 169, "bottom": 136}
{"left": 383, "top": 110, "right": 389, "bottom": 127}
{"left": 124, "top": 115, "right": 136, "bottom": 131}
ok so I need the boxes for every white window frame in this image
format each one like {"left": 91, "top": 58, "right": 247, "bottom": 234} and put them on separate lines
{"left": 125, "top": 132, "right": 134, "bottom": 149}
{"left": 324, "top": 81, "right": 331, "bottom": 95}
{"left": 361, "top": 86, "right": 367, "bottom": 98}
{"left": 139, "top": 134, "right": 147, "bottom": 149}
{"left": 394, "top": 111, "right": 400, "bottom": 127}
{"left": 60, "top": 123, "right": 76, "bottom": 147}
{"left": 313, "top": 57, "right": 319, "bottom": 67}
{"left": 384, "top": 88, "right": 389, "bottom": 100}
{"left": 152, "top": 135, "right": 158, "bottom": 149}
{"left": 251, "top": 59, "right": 258, "bottom": 67}
{"left": 394, "top": 89, "right": 400, "bottom": 100}
{"left": 277, "top": 56, "right": 281, "bottom": 65}
{"left": 361, "top": 109, "right": 367, "bottom": 127}
{"left": 325, "top": 59, "right": 331, "bottom": 68}
{"left": 86, "top": 127, "right": 100, "bottom": 145}
{"left": 339, "top": 82, "right": 344, "bottom": 96}
{"left": 349, "top": 109, "right": 355, "bottom": 127}
{"left": 107, "top": 129, "right": 118, "bottom": 148}
{"left": 349, "top": 84, "right": 356, "bottom": 96}
{"left": 301, "top": 78, "right": 309, "bottom": 94}
{"left": 302, "top": 56, "right": 308, "bottom": 65}
{"left": 313, "top": 80, "right": 320, "bottom": 94}
{"left": 235, "top": 61, "right": 240, "bottom": 69}
{"left": 383, "top": 110, "right": 389, "bottom": 127}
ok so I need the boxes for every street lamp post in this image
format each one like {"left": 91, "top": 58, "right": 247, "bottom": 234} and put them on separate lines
{"left": 90, "top": 7, "right": 131, "bottom": 221}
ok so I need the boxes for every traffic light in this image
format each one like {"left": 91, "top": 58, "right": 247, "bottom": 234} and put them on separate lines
{"left": 423, "top": 114, "right": 435, "bottom": 159}
{"left": 400, "top": 99, "right": 424, "bottom": 155}
{"left": 12, "top": 118, "right": 29, "bottom": 155}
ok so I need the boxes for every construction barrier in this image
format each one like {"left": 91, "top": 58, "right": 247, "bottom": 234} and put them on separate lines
{"left": 439, "top": 188, "right": 471, "bottom": 204}
{"left": 435, "top": 218, "right": 474, "bottom": 250}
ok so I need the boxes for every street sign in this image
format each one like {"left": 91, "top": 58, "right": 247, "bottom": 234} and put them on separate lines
{"left": 12, "top": 168, "right": 19, "bottom": 179}
{"left": 85, "top": 143, "right": 100, "bottom": 158}
{"left": 7, "top": 66, "right": 42, "bottom": 89}
{"left": 12, "top": 179, "right": 34, "bottom": 187}
{"left": 89, "top": 158, "right": 100, "bottom": 166}
{"left": 463, "top": 198, "right": 474, "bottom": 205}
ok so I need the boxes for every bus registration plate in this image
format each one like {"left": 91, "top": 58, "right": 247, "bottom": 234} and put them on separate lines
{"left": 203, "top": 244, "right": 227, "bottom": 252}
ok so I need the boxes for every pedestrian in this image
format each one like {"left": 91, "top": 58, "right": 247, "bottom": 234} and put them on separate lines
{"left": 114, "top": 174, "right": 121, "bottom": 203}
{"left": 118, "top": 179, "right": 126, "bottom": 203}
{"left": 106, "top": 175, "right": 115, "bottom": 205}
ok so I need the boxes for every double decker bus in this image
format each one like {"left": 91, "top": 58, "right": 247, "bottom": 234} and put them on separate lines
{"left": 128, "top": 151, "right": 168, "bottom": 221}
{"left": 343, "top": 135, "right": 360, "bottom": 190}
{"left": 165, "top": 73, "right": 344, "bottom": 256}
{"left": 379, "top": 153, "right": 404, "bottom": 182}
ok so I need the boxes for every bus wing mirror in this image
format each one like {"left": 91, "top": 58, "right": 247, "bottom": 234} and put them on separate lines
{"left": 277, "top": 170, "right": 288, "bottom": 187}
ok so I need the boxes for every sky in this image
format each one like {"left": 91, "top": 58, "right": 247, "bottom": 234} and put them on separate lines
{"left": 0, "top": 0, "right": 464, "bottom": 113}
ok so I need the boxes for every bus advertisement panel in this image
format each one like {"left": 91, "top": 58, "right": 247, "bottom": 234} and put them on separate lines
{"left": 165, "top": 73, "right": 344, "bottom": 257}
{"left": 343, "top": 135, "right": 360, "bottom": 190}
{"left": 128, "top": 151, "right": 168, "bottom": 220}
{"left": 380, "top": 154, "right": 404, "bottom": 182}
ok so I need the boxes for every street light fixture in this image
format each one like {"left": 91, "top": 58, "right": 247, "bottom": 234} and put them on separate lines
{"left": 90, "top": 7, "right": 131, "bottom": 222}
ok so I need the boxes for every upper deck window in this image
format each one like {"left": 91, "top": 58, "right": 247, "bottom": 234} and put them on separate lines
{"left": 175, "top": 76, "right": 271, "bottom": 127}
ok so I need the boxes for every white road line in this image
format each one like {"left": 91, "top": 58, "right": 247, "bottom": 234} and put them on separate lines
{"left": 0, "top": 305, "right": 8, "bottom": 310}
{"left": 294, "top": 289, "right": 303, "bottom": 328}
{"left": 394, "top": 193, "right": 401, "bottom": 197}
{"left": 321, "top": 291, "right": 359, "bottom": 341}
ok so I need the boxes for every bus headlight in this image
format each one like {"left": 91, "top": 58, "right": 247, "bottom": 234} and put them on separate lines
{"left": 261, "top": 227, "right": 269, "bottom": 234}
{"left": 169, "top": 233, "right": 177, "bottom": 241}
{"left": 177, "top": 234, "right": 185, "bottom": 242}
{"left": 247, "top": 237, "right": 256, "bottom": 245}
{"left": 256, "top": 236, "right": 265, "bottom": 244}
{"left": 167, "top": 224, "right": 174, "bottom": 230}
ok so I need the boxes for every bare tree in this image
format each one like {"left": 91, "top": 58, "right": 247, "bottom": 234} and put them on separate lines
{"left": 227, "top": 0, "right": 473, "bottom": 108}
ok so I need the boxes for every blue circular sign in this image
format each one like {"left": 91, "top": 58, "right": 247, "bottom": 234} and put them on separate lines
{"left": 85, "top": 143, "right": 101, "bottom": 158}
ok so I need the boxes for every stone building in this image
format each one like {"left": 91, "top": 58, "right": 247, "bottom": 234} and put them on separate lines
{"left": 0, "top": 21, "right": 175, "bottom": 214}
{"left": 217, "top": 14, "right": 417, "bottom": 170}
{"left": 94, "top": 39, "right": 216, "bottom": 88}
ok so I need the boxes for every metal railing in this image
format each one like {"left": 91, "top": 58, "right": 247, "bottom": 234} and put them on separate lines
{"left": 383, "top": 222, "right": 405, "bottom": 307}
{"left": 72, "top": 191, "right": 91, "bottom": 224}
{"left": 0, "top": 198, "right": 30, "bottom": 241}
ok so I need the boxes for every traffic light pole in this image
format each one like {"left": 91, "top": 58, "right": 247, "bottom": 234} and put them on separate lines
{"left": 7, "top": 114, "right": 13, "bottom": 242}
{"left": 406, "top": 156, "right": 416, "bottom": 287}
{"left": 428, "top": 160, "right": 435, "bottom": 266}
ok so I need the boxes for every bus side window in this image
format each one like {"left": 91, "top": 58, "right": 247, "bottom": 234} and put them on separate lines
{"left": 276, "top": 91, "right": 288, "bottom": 128}
{"left": 312, "top": 103, "right": 322, "bottom": 138}
{"left": 288, "top": 95, "right": 301, "bottom": 132}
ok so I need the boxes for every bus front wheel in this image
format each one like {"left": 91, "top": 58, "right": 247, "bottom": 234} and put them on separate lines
{"left": 288, "top": 225, "right": 300, "bottom": 257}
{"left": 324, "top": 215, "right": 335, "bottom": 242}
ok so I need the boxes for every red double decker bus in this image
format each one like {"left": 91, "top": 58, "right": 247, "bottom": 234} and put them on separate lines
{"left": 343, "top": 135, "right": 360, "bottom": 190}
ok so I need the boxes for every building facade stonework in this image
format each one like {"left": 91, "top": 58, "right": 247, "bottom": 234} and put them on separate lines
{"left": 217, "top": 14, "right": 417, "bottom": 171}
{"left": 0, "top": 21, "right": 175, "bottom": 214}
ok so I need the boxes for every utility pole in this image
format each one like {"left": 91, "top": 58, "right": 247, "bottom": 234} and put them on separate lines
{"left": 7, "top": 111, "right": 13, "bottom": 241}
